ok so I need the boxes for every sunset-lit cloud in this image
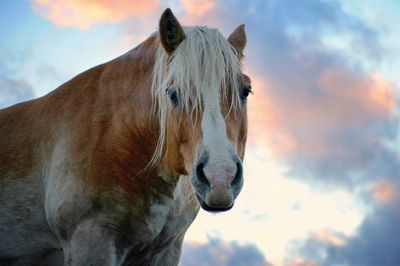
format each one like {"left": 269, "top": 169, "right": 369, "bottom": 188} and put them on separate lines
{"left": 318, "top": 69, "right": 396, "bottom": 117}
{"left": 311, "top": 229, "right": 345, "bottom": 247}
{"left": 246, "top": 72, "right": 297, "bottom": 156}
{"left": 373, "top": 179, "right": 396, "bottom": 204}
{"left": 181, "top": 0, "right": 215, "bottom": 18}
{"left": 368, "top": 74, "right": 397, "bottom": 112}
{"left": 318, "top": 198, "right": 400, "bottom": 266}
{"left": 31, "top": 0, "right": 160, "bottom": 30}
{"left": 247, "top": 68, "right": 397, "bottom": 175}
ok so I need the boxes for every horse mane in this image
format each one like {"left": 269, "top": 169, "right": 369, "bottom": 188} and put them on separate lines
{"left": 149, "top": 26, "right": 243, "bottom": 167}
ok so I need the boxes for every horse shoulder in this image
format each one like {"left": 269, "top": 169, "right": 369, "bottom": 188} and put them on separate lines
{"left": 0, "top": 100, "right": 62, "bottom": 259}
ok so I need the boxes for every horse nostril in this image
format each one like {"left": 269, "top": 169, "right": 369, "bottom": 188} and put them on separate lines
{"left": 231, "top": 162, "right": 243, "bottom": 189}
{"left": 196, "top": 163, "right": 210, "bottom": 187}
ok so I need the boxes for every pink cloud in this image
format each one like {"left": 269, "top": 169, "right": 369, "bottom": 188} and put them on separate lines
{"left": 181, "top": 0, "right": 216, "bottom": 18}
{"left": 32, "top": 0, "right": 160, "bottom": 30}
{"left": 247, "top": 68, "right": 397, "bottom": 165}
{"left": 311, "top": 229, "right": 345, "bottom": 247}
{"left": 247, "top": 71, "right": 298, "bottom": 156}
{"left": 318, "top": 69, "right": 396, "bottom": 117}
{"left": 373, "top": 179, "right": 396, "bottom": 204}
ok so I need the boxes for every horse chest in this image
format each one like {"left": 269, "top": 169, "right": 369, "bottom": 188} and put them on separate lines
{"left": 142, "top": 200, "right": 175, "bottom": 241}
{"left": 122, "top": 178, "right": 199, "bottom": 262}
{"left": 132, "top": 193, "right": 197, "bottom": 244}
{"left": 119, "top": 203, "right": 198, "bottom": 265}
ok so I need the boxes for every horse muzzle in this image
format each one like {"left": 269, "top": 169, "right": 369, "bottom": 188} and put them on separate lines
{"left": 190, "top": 152, "right": 243, "bottom": 212}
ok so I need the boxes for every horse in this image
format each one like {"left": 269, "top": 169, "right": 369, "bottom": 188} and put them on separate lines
{"left": 0, "top": 8, "right": 251, "bottom": 266}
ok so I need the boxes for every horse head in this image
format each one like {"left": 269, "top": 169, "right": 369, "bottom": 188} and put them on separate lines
{"left": 152, "top": 9, "right": 251, "bottom": 212}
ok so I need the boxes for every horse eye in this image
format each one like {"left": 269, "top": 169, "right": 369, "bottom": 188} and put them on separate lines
{"left": 241, "top": 85, "right": 252, "bottom": 100}
{"left": 167, "top": 89, "right": 179, "bottom": 107}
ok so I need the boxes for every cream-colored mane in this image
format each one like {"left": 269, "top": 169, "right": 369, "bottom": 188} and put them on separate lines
{"left": 150, "top": 26, "right": 243, "bottom": 167}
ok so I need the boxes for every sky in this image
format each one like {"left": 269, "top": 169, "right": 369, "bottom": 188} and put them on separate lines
{"left": 0, "top": 0, "right": 399, "bottom": 265}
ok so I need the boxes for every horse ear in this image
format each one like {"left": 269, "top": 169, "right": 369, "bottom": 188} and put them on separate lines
{"left": 228, "top": 24, "right": 247, "bottom": 59}
{"left": 159, "top": 8, "right": 185, "bottom": 53}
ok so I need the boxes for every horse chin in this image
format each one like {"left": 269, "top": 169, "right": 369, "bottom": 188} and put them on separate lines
{"left": 195, "top": 193, "right": 233, "bottom": 213}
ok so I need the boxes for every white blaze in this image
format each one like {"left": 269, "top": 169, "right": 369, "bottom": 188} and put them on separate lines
{"left": 200, "top": 89, "right": 238, "bottom": 190}
{"left": 201, "top": 92, "right": 231, "bottom": 165}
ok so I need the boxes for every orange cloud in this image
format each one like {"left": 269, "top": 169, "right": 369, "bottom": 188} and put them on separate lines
{"left": 319, "top": 69, "right": 396, "bottom": 116}
{"left": 369, "top": 74, "right": 396, "bottom": 113}
{"left": 373, "top": 180, "right": 396, "bottom": 204}
{"left": 32, "top": 0, "right": 160, "bottom": 30}
{"left": 247, "top": 71, "right": 298, "bottom": 156}
{"left": 312, "top": 229, "right": 345, "bottom": 246}
{"left": 246, "top": 67, "right": 397, "bottom": 163}
{"left": 181, "top": 0, "right": 216, "bottom": 18}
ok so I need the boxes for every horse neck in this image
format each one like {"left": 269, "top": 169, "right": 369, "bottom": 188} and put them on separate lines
{"left": 42, "top": 35, "right": 162, "bottom": 185}
{"left": 96, "top": 35, "right": 162, "bottom": 172}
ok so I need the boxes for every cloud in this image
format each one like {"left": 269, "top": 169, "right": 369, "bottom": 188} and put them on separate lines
{"left": 319, "top": 174, "right": 400, "bottom": 266}
{"left": 285, "top": 257, "right": 317, "bottom": 266}
{"left": 31, "top": 0, "right": 160, "bottom": 30}
{"left": 284, "top": 174, "right": 400, "bottom": 266}
{"left": 181, "top": 0, "right": 215, "bottom": 18}
{"left": 181, "top": 238, "right": 271, "bottom": 266}
{"left": 290, "top": 196, "right": 400, "bottom": 266}
{"left": 0, "top": 78, "right": 35, "bottom": 108}
{"left": 373, "top": 179, "right": 397, "bottom": 204}
{"left": 322, "top": 201, "right": 400, "bottom": 266}
{"left": 0, "top": 48, "right": 35, "bottom": 108}
{"left": 247, "top": 68, "right": 397, "bottom": 187}
{"left": 311, "top": 229, "right": 345, "bottom": 247}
